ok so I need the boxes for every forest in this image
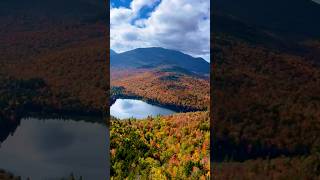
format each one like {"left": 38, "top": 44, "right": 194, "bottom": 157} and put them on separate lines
{"left": 212, "top": 32, "right": 320, "bottom": 178}
{"left": 110, "top": 112, "right": 210, "bottom": 179}
{"left": 0, "top": 14, "right": 109, "bottom": 120}
{"left": 111, "top": 67, "right": 210, "bottom": 112}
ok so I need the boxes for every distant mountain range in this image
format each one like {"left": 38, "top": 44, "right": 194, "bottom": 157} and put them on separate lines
{"left": 214, "top": 0, "right": 320, "bottom": 40}
{"left": 110, "top": 47, "right": 210, "bottom": 75}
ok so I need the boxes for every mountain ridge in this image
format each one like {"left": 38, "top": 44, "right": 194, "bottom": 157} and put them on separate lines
{"left": 110, "top": 47, "right": 210, "bottom": 75}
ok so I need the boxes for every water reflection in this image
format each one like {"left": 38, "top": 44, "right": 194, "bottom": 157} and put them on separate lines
{"left": 110, "top": 99, "right": 176, "bottom": 119}
{"left": 0, "top": 118, "right": 107, "bottom": 179}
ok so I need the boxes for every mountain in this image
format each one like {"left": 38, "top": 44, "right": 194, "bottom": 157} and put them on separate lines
{"left": 110, "top": 47, "right": 210, "bottom": 75}
{"left": 110, "top": 47, "right": 210, "bottom": 111}
{"left": 0, "top": 0, "right": 106, "bottom": 23}
{"left": 214, "top": 0, "right": 320, "bottom": 39}
{"left": 110, "top": 49, "right": 117, "bottom": 56}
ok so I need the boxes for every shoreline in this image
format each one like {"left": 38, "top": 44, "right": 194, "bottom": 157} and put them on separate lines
{"left": 0, "top": 103, "right": 107, "bottom": 125}
{"left": 110, "top": 94, "right": 204, "bottom": 113}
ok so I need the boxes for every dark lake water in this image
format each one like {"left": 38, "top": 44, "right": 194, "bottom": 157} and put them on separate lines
{"left": 0, "top": 118, "right": 107, "bottom": 180}
{"left": 110, "top": 99, "right": 176, "bottom": 119}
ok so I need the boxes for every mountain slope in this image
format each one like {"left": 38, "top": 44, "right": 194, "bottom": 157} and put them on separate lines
{"left": 110, "top": 48, "right": 210, "bottom": 111}
{"left": 112, "top": 69, "right": 210, "bottom": 111}
{"left": 110, "top": 49, "right": 117, "bottom": 56}
{"left": 0, "top": 0, "right": 108, "bottom": 115}
{"left": 212, "top": 0, "right": 320, "bottom": 179}
{"left": 111, "top": 47, "right": 209, "bottom": 75}
{"left": 214, "top": 0, "right": 320, "bottom": 39}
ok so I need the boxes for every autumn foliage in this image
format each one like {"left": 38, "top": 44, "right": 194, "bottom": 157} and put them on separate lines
{"left": 212, "top": 32, "right": 320, "bottom": 178}
{"left": 110, "top": 111, "right": 210, "bottom": 179}
{"left": 111, "top": 68, "right": 210, "bottom": 111}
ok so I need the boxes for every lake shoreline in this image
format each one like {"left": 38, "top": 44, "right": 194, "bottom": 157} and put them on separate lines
{"left": 111, "top": 98, "right": 176, "bottom": 120}
{"left": 110, "top": 93, "right": 202, "bottom": 113}
{"left": 0, "top": 102, "right": 106, "bottom": 125}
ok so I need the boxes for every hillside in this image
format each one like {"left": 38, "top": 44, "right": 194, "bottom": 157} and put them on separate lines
{"left": 212, "top": 1, "right": 320, "bottom": 178}
{"left": 110, "top": 48, "right": 210, "bottom": 111}
{"left": 10, "top": 37, "right": 108, "bottom": 113}
{"left": 214, "top": 155, "right": 320, "bottom": 179}
{"left": 110, "top": 111, "right": 210, "bottom": 179}
{"left": 213, "top": 35, "right": 320, "bottom": 159}
{"left": 0, "top": 0, "right": 108, "bottom": 118}
{"left": 111, "top": 67, "right": 209, "bottom": 111}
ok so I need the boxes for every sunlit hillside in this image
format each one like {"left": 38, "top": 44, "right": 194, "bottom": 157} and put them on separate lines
{"left": 111, "top": 68, "right": 209, "bottom": 111}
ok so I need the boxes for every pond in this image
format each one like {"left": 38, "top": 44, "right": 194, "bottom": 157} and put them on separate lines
{"left": 110, "top": 99, "right": 176, "bottom": 120}
{"left": 0, "top": 118, "right": 107, "bottom": 179}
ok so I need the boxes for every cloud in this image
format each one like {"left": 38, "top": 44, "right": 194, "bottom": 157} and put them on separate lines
{"left": 110, "top": 0, "right": 210, "bottom": 61}
{"left": 110, "top": 7, "right": 133, "bottom": 25}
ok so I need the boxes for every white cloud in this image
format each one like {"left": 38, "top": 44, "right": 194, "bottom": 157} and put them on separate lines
{"left": 110, "top": 0, "right": 210, "bottom": 61}
{"left": 110, "top": 7, "right": 133, "bottom": 25}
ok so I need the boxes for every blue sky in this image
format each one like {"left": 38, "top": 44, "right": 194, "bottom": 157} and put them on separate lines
{"left": 111, "top": 0, "right": 160, "bottom": 16}
{"left": 110, "top": 0, "right": 210, "bottom": 61}
{"left": 111, "top": 0, "right": 131, "bottom": 9}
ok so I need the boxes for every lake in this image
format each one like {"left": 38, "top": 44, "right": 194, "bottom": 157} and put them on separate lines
{"left": 110, "top": 99, "right": 176, "bottom": 120}
{"left": 0, "top": 118, "right": 107, "bottom": 180}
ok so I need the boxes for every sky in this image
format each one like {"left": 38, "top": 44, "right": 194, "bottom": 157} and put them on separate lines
{"left": 110, "top": 0, "right": 210, "bottom": 62}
